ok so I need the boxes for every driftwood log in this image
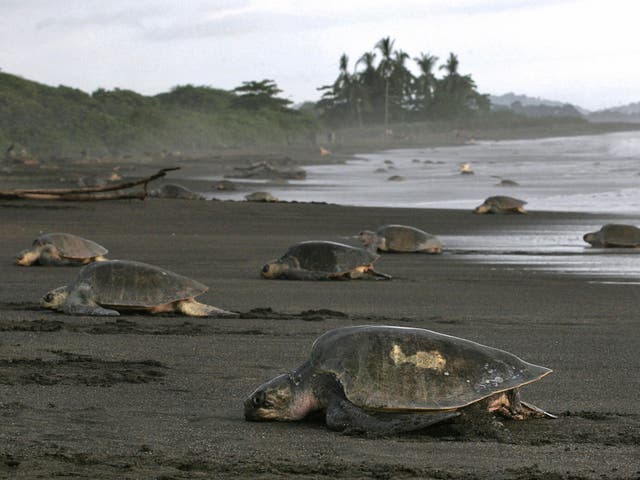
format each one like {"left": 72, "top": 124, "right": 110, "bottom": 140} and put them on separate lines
{"left": 0, "top": 167, "right": 179, "bottom": 201}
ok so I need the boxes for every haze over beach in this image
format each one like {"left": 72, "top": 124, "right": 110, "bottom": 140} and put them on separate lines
{"left": 2, "top": 0, "right": 640, "bottom": 110}
{"left": 2, "top": 1, "right": 640, "bottom": 479}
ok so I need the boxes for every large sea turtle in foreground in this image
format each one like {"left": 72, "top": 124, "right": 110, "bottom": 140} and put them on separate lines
{"left": 474, "top": 196, "right": 527, "bottom": 214}
{"left": 42, "top": 260, "right": 237, "bottom": 317}
{"left": 16, "top": 233, "right": 108, "bottom": 266}
{"left": 245, "top": 325, "right": 554, "bottom": 435}
{"left": 261, "top": 241, "right": 391, "bottom": 280}
{"left": 583, "top": 224, "right": 640, "bottom": 248}
{"left": 359, "top": 225, "right": 443, "bottom": 254}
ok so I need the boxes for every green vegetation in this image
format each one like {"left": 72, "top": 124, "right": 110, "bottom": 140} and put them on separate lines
{"left": 0, "top": 72, "right": 315, "bottom": 159}
{"left": 317, "top": 37, "right": 490, "bottom": 126}
{"left": 1, "top": 43, "right": 624, "bottom": 161}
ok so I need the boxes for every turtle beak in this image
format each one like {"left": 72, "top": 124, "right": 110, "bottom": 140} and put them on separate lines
{"left": 244, "top": 390, "right": 267, "bottom": 421}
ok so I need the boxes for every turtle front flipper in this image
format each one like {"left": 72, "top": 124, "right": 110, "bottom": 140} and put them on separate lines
{"left": 63, "top": 283, "right": 119, "bottom": 316}
{"left": 176, "top": 300, "right": 239, "bottom": 317}
{"left": 368, "top": 268, "right": 392, "bottom": 280}
{"left": 326, "top": 399, "right": 458, "bottom": 435}
{"left": 38, "top": 246, "right": 74, "bottom": 266}
{"left": 519, "top": 401, "right": 557, "bottom": 419}
{"left": 488, "top": 389, "right": 556, "bottom": 420}
{"left": 64, "top": 303, "right": 120, "bottom": 316}
{"left": 349, "top": 267, "right": 391, "bottom": 280}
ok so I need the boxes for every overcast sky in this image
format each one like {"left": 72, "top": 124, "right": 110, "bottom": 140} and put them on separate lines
{"left": 2, "top": 0, "right": 638, "bottom": 111}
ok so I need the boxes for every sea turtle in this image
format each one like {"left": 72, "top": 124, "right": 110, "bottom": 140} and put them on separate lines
{"left": 387, "top": 175, "right": 405, "bottom": 182}
{"left": 231, "top": 162, "right": 306, "bottom": 180}
{"left": 245, "top": 191, "right": 279, "bottom": 202}
{"left": 261, "top": 241, "right": 391, "bottom": 280}
{"left": 358, "top": 225, "right": 443, "bottom": 254}
{"left": 245, "top": 325, "right": 554, "bottom": 435}
{"left": 583, "top": 224, "right": 640, "bottom": 248}
{"left": 212, "top": 180, "right": 237, "bottom": 191}
{"left": 16, "top": 233, "right": 108, "bottom": 266}
{"left": 496, "top": 179, "right": 520, "bottom": 187}
{"left": 150, "top": 183, "right": 205, "bottom": 200}
{"left": 41, "top": 259, "right": 237, "bottom": 317}
{"left": 474, "top": 196, "right": 527, "bottom": 214}
{"left": 460, "top": 163, "right": 474, "bottom": 174}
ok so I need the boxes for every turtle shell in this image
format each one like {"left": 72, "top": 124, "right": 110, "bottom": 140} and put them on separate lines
{"left": 71, "top": 260, "right": 207, "bottom": 308}
{"left": 377, "top": 225, "right": 441, "bottom": 252}
{"left": 486, "top": 196, "right": 526, "bottom": 209}
{"left": 283, "top": 241, "right": 378, "bottom": 274}
{"left": 589, "top": 224, "right": 640, "bottom": 247}
{"left": 36, "top": 233, "right": 108, "bottom": 260}
{"left": 310, "top": 325, "right": 551, "bottom": 412}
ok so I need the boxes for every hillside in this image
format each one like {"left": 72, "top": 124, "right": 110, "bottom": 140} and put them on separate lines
{"left": 0, "top": 72, "right": 317, "bottom": 160}
{"left": 490, "top": 92, "right": 587, "bottom": 118}
{"left": 588, "top": 102, "right": 640, "bottom": 123}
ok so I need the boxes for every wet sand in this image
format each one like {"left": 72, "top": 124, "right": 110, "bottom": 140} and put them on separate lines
{"left": 1, "top": 198, "right": 638, "bottom": 479}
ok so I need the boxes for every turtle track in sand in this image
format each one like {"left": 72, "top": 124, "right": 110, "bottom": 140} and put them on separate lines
{"left": 0, "top": 350, "right": 167, "bottom": 386}
{"left": 0, "top": 308, "right": 349, "bottom": 336}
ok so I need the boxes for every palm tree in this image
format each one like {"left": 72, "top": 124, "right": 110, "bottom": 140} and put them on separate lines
{"left": 433, "top": 52, "right": 486, "bottom": 117}
{"left": 390, "top": 49, "right": 414, "bottom": 118}
{"left": 413, "top": 52, "right": 439, "bottom": 116}
{"left": 355, "top": 51, "right": 378, "bottom": 124}
{"left": 356, "top": 51, "right": 377, "bottom": 88}
{"left": 317, "top": 53, "right": 368, "bottom": 125}
{"left": 440, "top": 52, "right": 459, "bottom": 77}
{"left": 375, "top": 36, "right": 395, "bottom": 126}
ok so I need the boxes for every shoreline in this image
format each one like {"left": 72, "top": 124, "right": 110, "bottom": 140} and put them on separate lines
{"left": 4, "top": 120, "right": 639, "bottom": 192}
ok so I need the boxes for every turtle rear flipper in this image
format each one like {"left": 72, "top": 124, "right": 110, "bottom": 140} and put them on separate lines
{"left": 38, "top": 246, "right": 71, "bottom": 266}
{"left": 520, "top": 401, "right": 557, "bottom": 419}
{"left": 177, "top": 300, "right": 239, "bottom": 317}
{"left": 326, "top": 399, "right": 458, "bottom": 435}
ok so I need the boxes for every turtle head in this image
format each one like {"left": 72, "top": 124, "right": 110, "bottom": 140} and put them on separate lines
{"left": 41, "top": 286, "right": 69, "bottom": 310}
{"left": 261, "top": 256, "right": 298, "bottom": 279}
{"left": 16, "top": 243, "right": 59, "bottom": 266}
{"left": 244, "top": 373, "right": 297, "bottom": 421}
{"left": 474, "top": 203, "right": 490, "bottom": 214}
{"left": 15, "top": 247, "right": 39, "bottom": 266}
{"left": 244, "top": 369, "right": 317, "bottom": 422}
{"left": 261, "top": 260, "right": 285, "bottom": 278}
{"left": 357, "top": 230, "right": 379, "bottom": 251}
{"left": 583, "top": 232, "right": 598, "bottom": 246}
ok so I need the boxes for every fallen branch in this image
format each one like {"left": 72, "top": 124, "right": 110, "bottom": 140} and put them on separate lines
{"left": 0, "top": 167, "right": 179, "bottom": 201}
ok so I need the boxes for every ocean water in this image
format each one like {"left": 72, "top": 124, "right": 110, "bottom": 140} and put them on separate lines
{"left": 210, "top": 131, "right": 640, "bottom": 282}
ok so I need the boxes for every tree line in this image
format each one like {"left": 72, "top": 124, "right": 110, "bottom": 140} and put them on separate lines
{"left": 316, "top": 37, "right": 490, "bottom": 126}
{"left": 0, "top": 72, "right": 313, "bottom": 159}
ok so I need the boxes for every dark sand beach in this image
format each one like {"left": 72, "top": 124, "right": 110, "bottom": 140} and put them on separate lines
{"left": 1, "top": 194, "right": 639, "bottom": 479}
